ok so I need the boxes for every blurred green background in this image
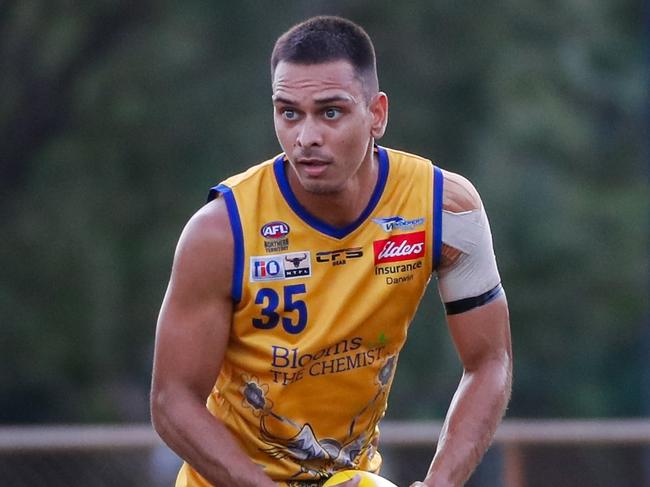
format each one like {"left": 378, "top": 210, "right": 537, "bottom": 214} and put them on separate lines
{"left": 1, "top": 0, "right": 647, "bottom": 425}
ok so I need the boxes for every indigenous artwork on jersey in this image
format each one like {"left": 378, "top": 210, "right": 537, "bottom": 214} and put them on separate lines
{"left": 240, "top": 355, "right": 397, "bottom": 480}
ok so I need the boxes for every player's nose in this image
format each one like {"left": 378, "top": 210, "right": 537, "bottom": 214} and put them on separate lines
{"left": 295, "top": 116, "right": 323, "bottom": 147}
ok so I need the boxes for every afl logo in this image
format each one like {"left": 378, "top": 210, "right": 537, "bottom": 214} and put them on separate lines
{"left": 261, "top": 221, "right": 290, "bottom": 239}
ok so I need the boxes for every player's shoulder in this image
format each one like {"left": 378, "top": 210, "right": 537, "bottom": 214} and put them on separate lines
{"left": 181, "top": 153, "right": 281, "bottom": 256}
{"left": 191, "top": 197, "right": 229, "bottom": 231}
{"left": 176, "top": 197, "right": 233, "bottom": 260}
{"left": 383, "top": 147, "right": 481, "bottom": 212}
{"left": 441, "top": 168, "right": 482, "bottom": 213}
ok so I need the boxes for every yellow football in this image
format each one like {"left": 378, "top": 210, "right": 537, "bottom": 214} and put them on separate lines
{"left": 323, "top": 470, "right": 398, "bottom": 487}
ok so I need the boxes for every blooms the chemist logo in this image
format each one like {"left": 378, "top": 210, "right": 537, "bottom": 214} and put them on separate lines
{"left": 373, "top": 231, "right": 425, "bottom": 264}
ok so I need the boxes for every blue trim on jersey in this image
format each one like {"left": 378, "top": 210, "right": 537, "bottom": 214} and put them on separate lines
{"left": 444, "top": 283, "right": 503, "bottom": 315}
{"left": 432, "top": 165, "right": 444, "bottom": 271}
{"left": 273, "top": 146, "right": 390, "bottom": 239}
{"left": 207, "top": 184, "right": 244, "bottom": 303}
{"left": 207, "top": 186, "right": 220, "bottom": 202}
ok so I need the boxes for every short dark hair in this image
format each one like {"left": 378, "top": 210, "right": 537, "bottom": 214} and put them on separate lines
{"left": 271, "top": 16, "right": 378, "bottom": 96}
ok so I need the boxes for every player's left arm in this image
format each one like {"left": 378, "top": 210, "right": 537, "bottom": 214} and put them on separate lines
{"left": 420, "top": 294, "right": 511, "bottom": 487}
{"left": 414, "top": 170, "right": 513, "bottom": 487}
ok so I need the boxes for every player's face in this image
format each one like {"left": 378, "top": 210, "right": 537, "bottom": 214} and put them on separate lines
{"left": 272, "top": 60, "right": 386, "bottom": 195}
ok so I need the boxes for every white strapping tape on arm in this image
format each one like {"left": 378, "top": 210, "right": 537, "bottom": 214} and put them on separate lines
{"left": 437, "top": 204, "right": 501, "bottom": 303}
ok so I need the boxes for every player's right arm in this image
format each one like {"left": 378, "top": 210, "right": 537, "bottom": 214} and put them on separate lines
{"left": 150, "top": 197, "right": 276, "bottom": 487}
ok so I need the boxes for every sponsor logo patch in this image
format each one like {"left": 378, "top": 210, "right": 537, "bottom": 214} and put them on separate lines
{"left": 283, "top": 252, "right": 311, "bottom": 278}
{"left": 372, "top": 215, "right": 425, "bottom": 232}
{"left": 315, "top": 247, "right": 363, "bottom": 266}
{"left": 373, "top": 231, "right": 425, "bottom": 264}
{"left": 250, "top": 256, "right": 284, "bottom": 281}
{"left": 261, "top": 221, "right": 290, "bottom": 253}
{"left": 261, "top": 221, "right": 290, "bottom": 239}
{"left": 250, "top": 251, "right": 311, "bottom": 282}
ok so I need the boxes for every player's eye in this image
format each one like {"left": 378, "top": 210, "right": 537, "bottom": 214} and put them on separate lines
{"left": 324, "top": 108, "right": 342, "bottom": 120}
{"left": 282, "top": 109, "right": 298, "bottom": 120}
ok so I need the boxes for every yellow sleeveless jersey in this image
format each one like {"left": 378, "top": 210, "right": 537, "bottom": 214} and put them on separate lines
{"left": 177, "top": 146, "right": 444, "bottom": 487}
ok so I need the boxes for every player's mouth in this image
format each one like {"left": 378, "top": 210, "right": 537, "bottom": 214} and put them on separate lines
{"left": 296, "top": 158, "right": 331, "bottom": 177}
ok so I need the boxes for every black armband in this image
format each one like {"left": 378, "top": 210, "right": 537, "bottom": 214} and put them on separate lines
{"left": 444, "top": 283, "right": 503, "bottom": 315}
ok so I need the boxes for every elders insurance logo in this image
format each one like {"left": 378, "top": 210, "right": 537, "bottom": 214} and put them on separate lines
{"left": 373, "top": 231, "right": 425, "bottom": 264}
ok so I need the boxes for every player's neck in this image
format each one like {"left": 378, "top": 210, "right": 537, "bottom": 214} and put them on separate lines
{"left": 289, "top": 150, "right": 378, "bottom": 229}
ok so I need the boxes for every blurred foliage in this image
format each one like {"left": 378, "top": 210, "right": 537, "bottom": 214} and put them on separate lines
{"left": 0, "top": 0, "right": 647, "bottom": 423}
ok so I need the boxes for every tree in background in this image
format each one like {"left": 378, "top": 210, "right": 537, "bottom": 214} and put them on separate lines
{"left": 0, "top": 0, "right": 647, "bottom": 423}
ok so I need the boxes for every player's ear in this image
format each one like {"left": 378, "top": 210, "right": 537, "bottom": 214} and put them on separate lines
{"left": 369, "top": 91, "right": 388, "bottom": 139}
